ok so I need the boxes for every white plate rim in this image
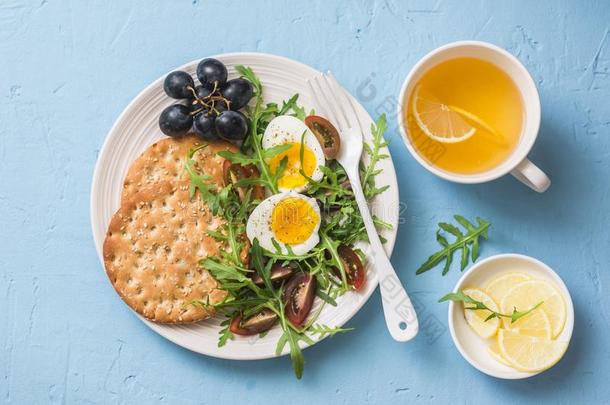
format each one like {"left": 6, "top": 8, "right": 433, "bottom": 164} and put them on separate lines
{"left": 90, "top": 52, "right": 400, "bottom": 360}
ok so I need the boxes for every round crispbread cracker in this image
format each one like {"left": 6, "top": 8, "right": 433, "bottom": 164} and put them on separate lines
{"left": 121, "top": 135, "right": 237, "bottom": 204}
{"left": 104, "top": 180, "right": 228, "bottom": 323}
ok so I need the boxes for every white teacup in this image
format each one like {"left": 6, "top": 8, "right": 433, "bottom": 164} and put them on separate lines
{"left": 397, "top": 41, "right": 551, "bottom": 193}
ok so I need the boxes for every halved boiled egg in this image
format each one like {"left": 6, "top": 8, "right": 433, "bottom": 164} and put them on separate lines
{"left": 246, "top": 192, "right": 321, "bottom": 255}
{"left": 262, "top": 115, "right": 325, "bottom": 192}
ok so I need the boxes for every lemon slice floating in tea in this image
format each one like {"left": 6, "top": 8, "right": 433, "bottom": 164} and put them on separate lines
{"left": 412, "top": 85, "right": 505, "bottom": 144}
{"left": 412, "top": 85, "right": 476, "bottom": 143}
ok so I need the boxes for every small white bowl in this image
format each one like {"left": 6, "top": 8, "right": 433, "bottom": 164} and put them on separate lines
{"left": 447, "top": 253, "right": 574, "bottom": 379}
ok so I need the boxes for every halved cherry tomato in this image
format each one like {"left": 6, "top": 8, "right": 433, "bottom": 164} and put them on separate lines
{"left": 251, "top": 262, "right": 294, "bottom": 286}
{"left": 336, "top": 245, "right": 366, "bottom": 290}
{"left": 283, "top": 272, "right": 316, "bottom": 326}
{"left": 222, "top": 161, "right": 264, "bottom": 201}
{"left": 304, "top": 115, "right": 341, "bottom": 159}
{"left": 230, "top": 308, "right": 278, "bottom": 336}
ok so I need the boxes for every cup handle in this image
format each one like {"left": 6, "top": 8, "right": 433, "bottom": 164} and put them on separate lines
{"left": 510, "top": 158, "right": 551, "bottom": 193}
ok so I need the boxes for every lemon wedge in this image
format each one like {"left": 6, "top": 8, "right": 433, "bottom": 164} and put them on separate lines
{"left": 462, "top": 288, "right": 499, "bottom": 338}
{"left": 498, "top": 329, "right": 568, "bottom": 372}
{"left": 500, "top": 280, "right": 566, "bottom": 338}
{"left": 412, "top": 85, "right": 476, "bottom": 143}
{"left": 488, "top": 341, "right": 512, "bottom": 367}
{"left": 485, "top": 272, "right": 531, "bottom": 305}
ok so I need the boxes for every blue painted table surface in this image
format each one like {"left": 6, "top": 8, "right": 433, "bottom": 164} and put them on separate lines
{"left": 1, "top": 0, "right": 609, "bottom": 404}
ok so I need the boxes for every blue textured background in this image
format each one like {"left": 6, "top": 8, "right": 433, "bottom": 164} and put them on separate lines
{"left": 1, "top": 1, "right": 609, "bottom": 403}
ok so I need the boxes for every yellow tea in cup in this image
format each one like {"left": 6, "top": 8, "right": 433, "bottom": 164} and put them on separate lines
{"left": 405, "top": 57, "right": 524, "bottom": 174}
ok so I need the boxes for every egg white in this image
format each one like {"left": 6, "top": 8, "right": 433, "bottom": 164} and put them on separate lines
{"left": 262, "top": 115, "right": 325, "bottom": 192}
{"left": 246, "top": 191, "right": 321, "bottom": 255}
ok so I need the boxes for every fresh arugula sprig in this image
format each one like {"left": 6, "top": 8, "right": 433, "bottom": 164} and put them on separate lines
{"left": 416, "top": 215, "right": 490, "bottom": 275}
{"left": 217, "top": 316, "right": 234, "bottom": 347}
{"left": 439, "top": 290, "right": 544, "bottom": 324}
{"left": 360, "top": 114, "right": 390, "bottom": 200}
{"left": 274, "top": 298, "right": 314, "bottom": 379}
{"left": 184, "top": 144, "right": 225, "bottom": 215}
{"left": 308, "top": 324, "right": 354, "bottom": 339}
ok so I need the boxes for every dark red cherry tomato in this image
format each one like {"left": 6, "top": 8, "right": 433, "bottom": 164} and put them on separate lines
{"left": 283, "top": 272, "right": 316, "bottom": 326}
{"left": 252, "top": 262, "right": 294, "bottom": 286}
{"left": 336, "top": 245, "right": 366, "bottom": 290}
{"left": 304, "top": 115, "right": 341, "bottom": 159}
{"left": 229, "top": 308, "right": 278, "bottom": 336}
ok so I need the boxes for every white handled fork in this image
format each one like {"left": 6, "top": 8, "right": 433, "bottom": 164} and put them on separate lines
{"left": 307, "top": 72, "right": 419, "bottom": 342}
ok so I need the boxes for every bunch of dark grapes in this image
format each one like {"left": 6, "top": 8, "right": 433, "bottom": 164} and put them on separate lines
{"left": 159, "top": 58, "right": 254, "bottom": 142}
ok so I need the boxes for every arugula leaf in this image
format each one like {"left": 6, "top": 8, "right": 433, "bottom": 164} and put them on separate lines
{"left": 360, "top": 114, "right": 389, "bottom": 200}
{"left": 263, "top": 143, "right": 293, "bottom": 160}
{"left": 278, "top": 94, "right": 299, "bottom": 115}
{"left": 308, "top": 324, "right": 354, "bottom": 339}
{"left": 274, "top": 293, "right": 307, "bottom": 379}
{"left": 235, "top": 65, "right": 262, "bottom": 95}
{"left": 291, "top": 103, "right": 307, "bottom": 120}
{"left": 275, "top": 332, "right": 289, "bottom": 356}
{"left": 218, "top": 316, "right": 235, "bottom": 347}
{"left": 269, "top": 157, "right": 288, "bottom": 189}
{"left": 416, "top": 215, "right": 490, "bottom": 275}
{"left": 251, "top": 239, "right": 275, "bottom": 292}
{"left": 185, "top": 144, "right": 225, "bottom": 215}
{"left": 320, "top": 230, "right": 349, "bottom": 291}
{"left": 315, "top": 288, "right": 338, "bottom": 307}
{"left": 286, "top": 328, "right": 305, "bottom": 379}
{"left": 216, "top": 150, "right": 257, "bottom": 165}
{"left": 508, "top": 302, "right": 545, "bottom": 323}
{"left": 200, "top": 257, "right": 249, "bottom": 283}
{"left": 438, "top": 290, "right": 544, "bottom": 324}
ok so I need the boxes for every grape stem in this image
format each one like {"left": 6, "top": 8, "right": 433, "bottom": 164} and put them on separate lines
{"left": 186, "top": 84, "right": 231, "bottom": 116}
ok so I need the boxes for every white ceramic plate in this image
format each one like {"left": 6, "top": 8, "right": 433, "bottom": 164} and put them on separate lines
{"left": 90, "top": 52, "right": 399, "bottom": 360}
{"left": 447, "top": 254, "right": 574, "bottom": 379}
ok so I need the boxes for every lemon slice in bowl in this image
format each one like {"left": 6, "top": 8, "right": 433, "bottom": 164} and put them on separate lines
{"left": 507, "top": 308, "right": 552, "bottom": 339}
{"left": 485, "top": 272, "right": 531, "bottom": 305}
{"left": 462, "top": 288, "right": 500, "bottom": 338}
{"left": 500, "top": 280, "right": 566, "bottom": 338}
{"left": 498, "top": 329, "right": 568, "bottom": 372}
{"left": 412, "top": 85, "right": 476, "bottom": 143}
{"left": 488, "top": 341, "right": 512, "bottom": 367}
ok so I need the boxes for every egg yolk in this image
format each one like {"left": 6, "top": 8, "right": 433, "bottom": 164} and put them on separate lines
{"left": 268, "top": 142, "right": 316, "bottom": 190}
{"left": 271, "top": 197, "right": 319, "bottom": 245}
